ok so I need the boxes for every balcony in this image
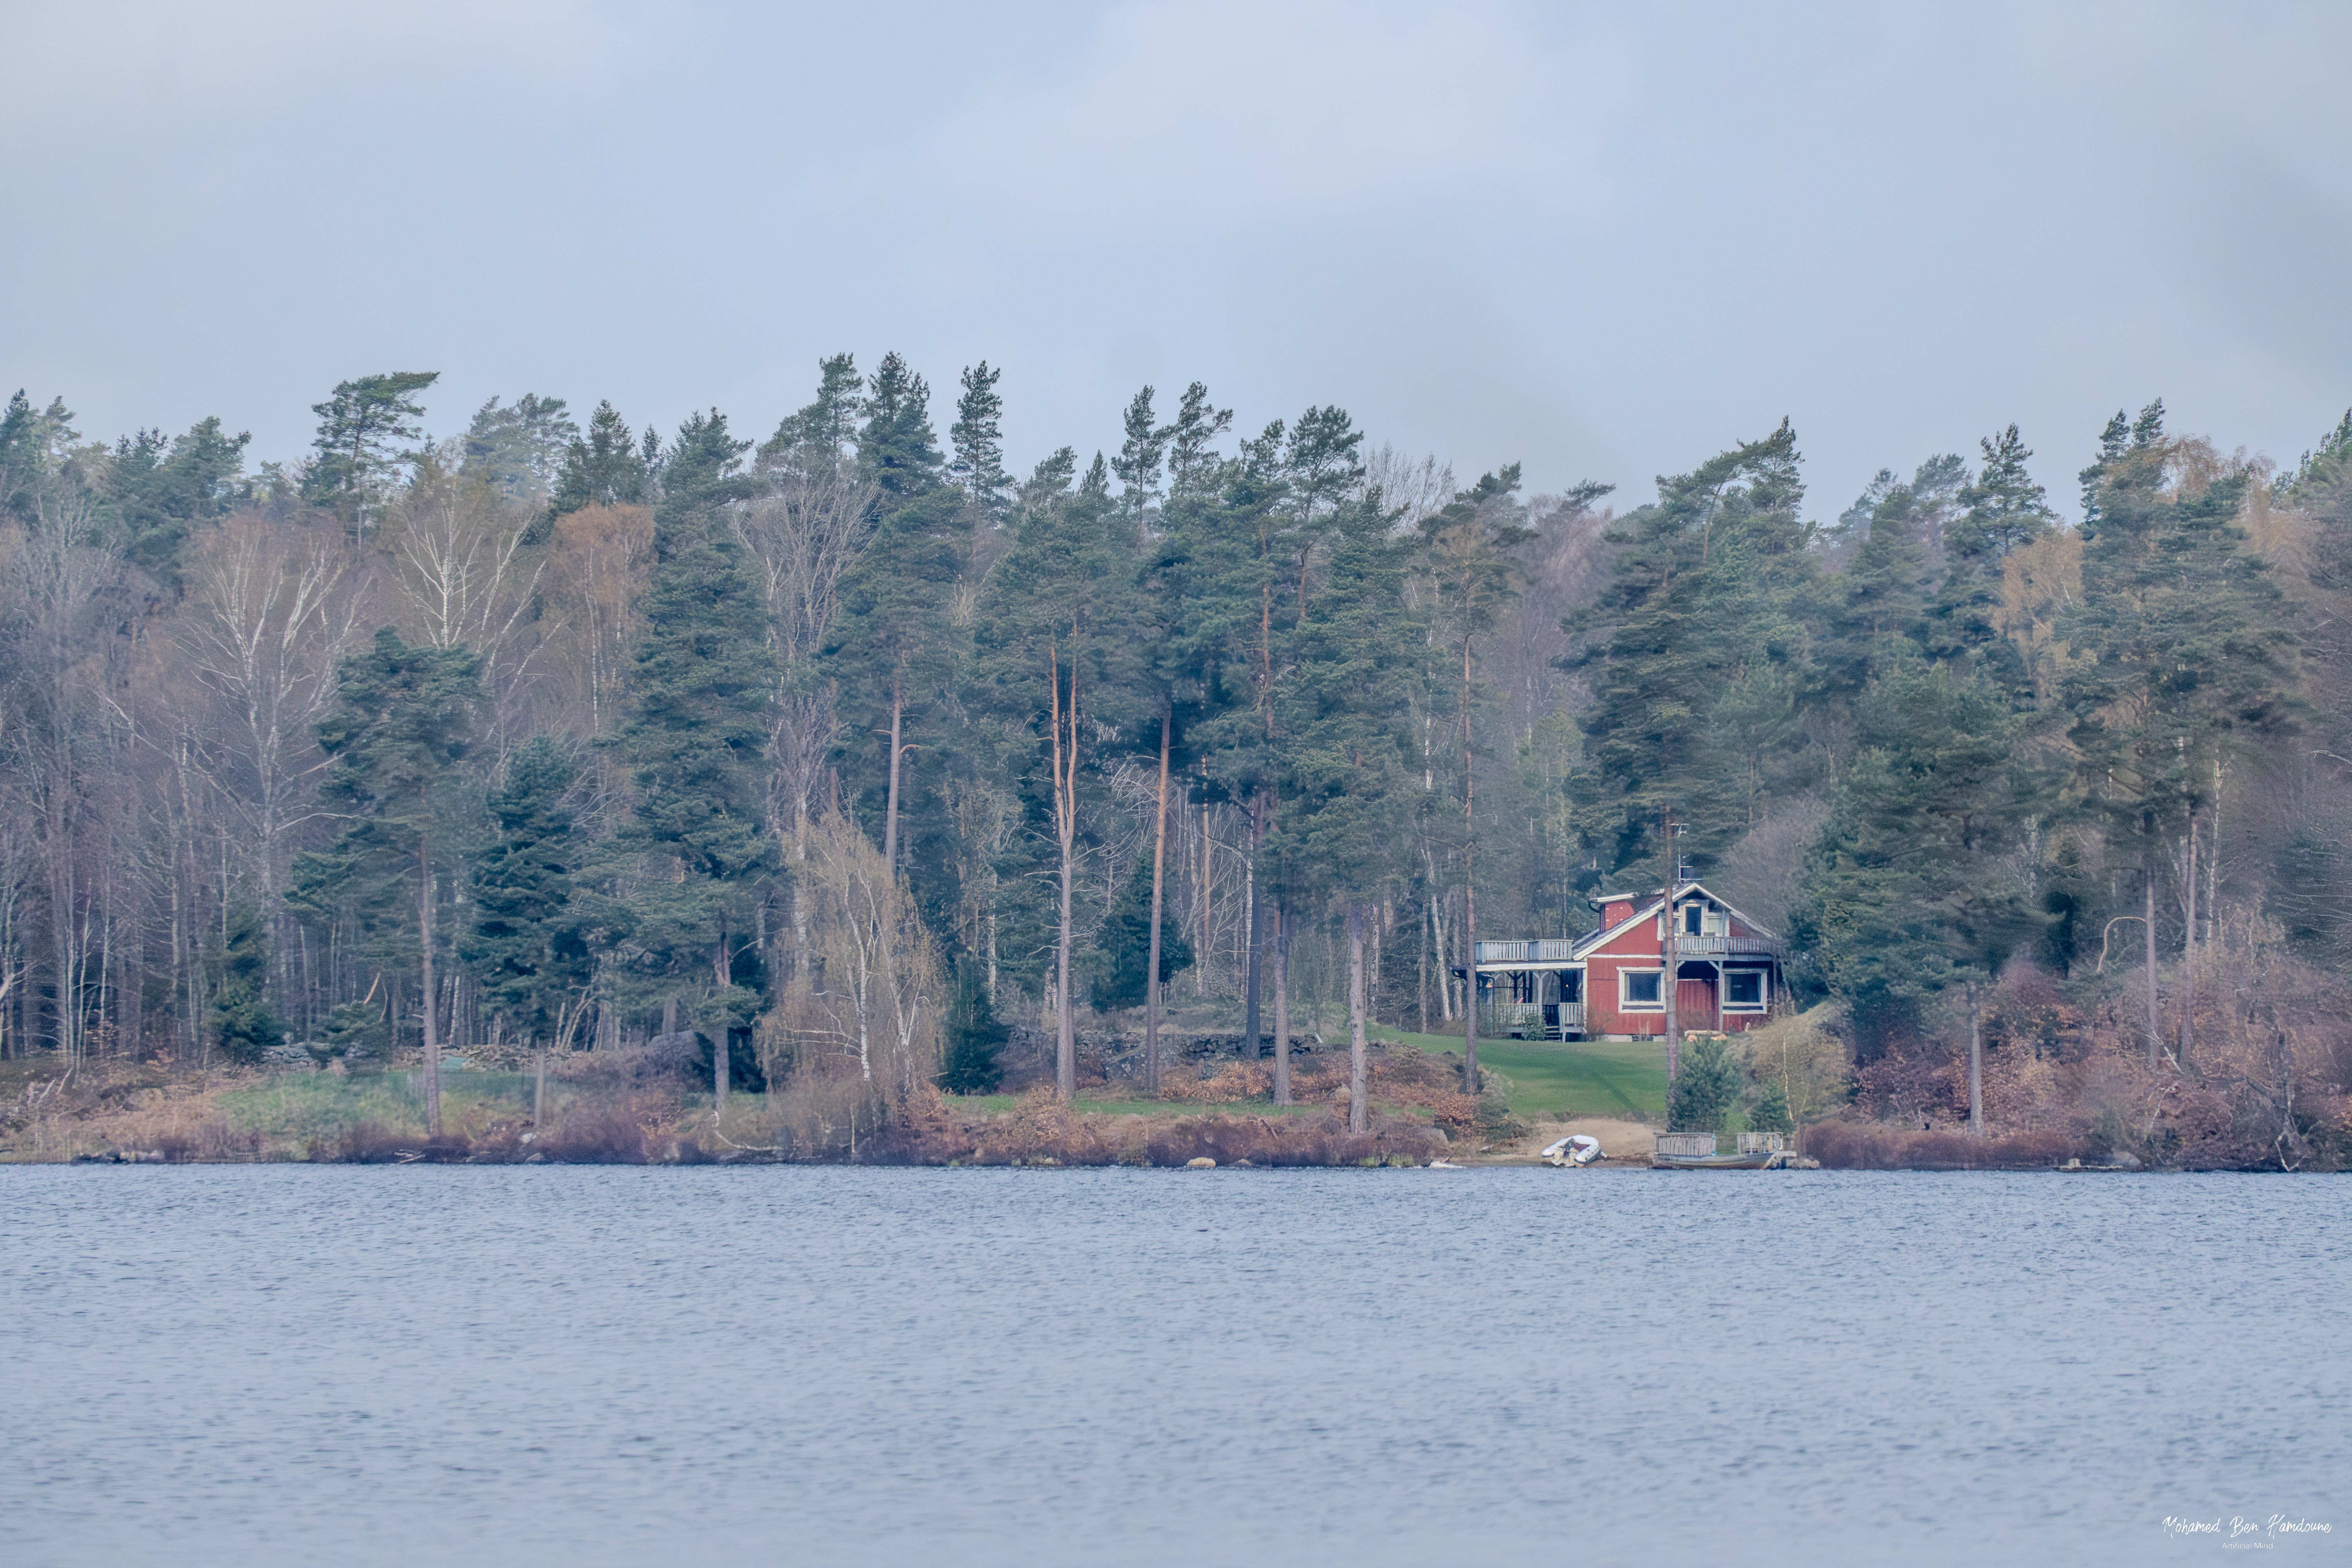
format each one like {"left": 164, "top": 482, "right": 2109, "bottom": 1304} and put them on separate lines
{"left": 1670, "top": 933, "right": 1782, "bottom": 958}
{"left": 1473, "top": 939, "right": 1580, "bottom": 964}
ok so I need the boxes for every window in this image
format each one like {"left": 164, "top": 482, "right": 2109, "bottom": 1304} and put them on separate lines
{"left": 1724, "top": 969, "right": 1766, "bottom": 1009}
{"left": 1622, "top": 969, "right": 1662, "bottom": 1008}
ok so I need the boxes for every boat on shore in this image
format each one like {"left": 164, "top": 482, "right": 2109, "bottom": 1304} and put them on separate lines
{"left": 1540, "top": 1134, "right": 1604, "bottom": 1166}
{"left": 1652, "top": 1148, "right": 1780, "bottom": 1169}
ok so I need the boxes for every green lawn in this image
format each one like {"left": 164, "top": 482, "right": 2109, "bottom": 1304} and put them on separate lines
{"left": 1368, "top": 1025, "right": 1668, "bottom": 1121}
{"left": 951, "top": 1029, "right": 1668, "bottom": 1125}
{"left": 220, "top": 1070, "right": 541, "bottom": 1141}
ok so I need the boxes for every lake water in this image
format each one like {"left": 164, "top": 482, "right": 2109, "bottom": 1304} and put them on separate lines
{"left": 3, "top": 1167, "right": 2343, "bottom": 1567}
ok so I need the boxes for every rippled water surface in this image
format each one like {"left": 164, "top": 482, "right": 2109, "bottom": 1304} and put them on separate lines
{"left": 4, "top": 1167, "right": 2344, "bottom": 1567}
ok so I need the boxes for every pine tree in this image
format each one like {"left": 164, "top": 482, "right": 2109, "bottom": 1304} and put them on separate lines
{"left": 1418, "top": 465, "right": 1534, "bottom": 1092}
{"left": 551, "top": 400, "right": 652, "bottom": 515}
{"left": 612, "top": 410, "right": 780, "bottom": 1060}
{"left": 1276, "top": 492, "right": 1419, "bottom": 1125}
{"left": 301, "top": 371, "right": 439, "bottom": 532}
{"left": 1930, "top": 425, "right": 2056, "bottom": 679}
{"left": 947, "top": 361, "right": 1012, "bottom": 524}
{"left": 103, "top": 416, "right": 251, "bottom": 592}
{"left": 463, "top": 738, "right": 590, "bottom": 1045}
{"left": 970, "top": 459, "right": 1143, "bottom": 1099}
{"left": 1163, "top": 382, "right": 1233, "bottom": 498}
{"left": 1666, "top": 1031, "right": 1740, "bottom": 1132}
{"left": 831, "top": 359, "right": 967, "bottom": 874}
{"left": 287, "top": 629, "right": 481, "bottom": 1133}
{"left": 1573, "top": 421, "right": 1813, "bottom": 875}
{"left": 461, "top": 394, "right": 578, "bottom": 505}
{"left": 1081, "top": 846, "right": 1197, "bottom": 1010}
{"left": 760, "top": 353, "right": 864, "bottom": 475}
{"left": 2065, "top": 413, "right": 2297, "bottom": 1064}
{"left": 1792, "top": 657, "right": 2041, "bottom": 1058}
{"left": 1110, "top": 386, "right": 1169, "bottom": 516}
{"left": 207, "top": 903, "right": 283, "bottom": 1065}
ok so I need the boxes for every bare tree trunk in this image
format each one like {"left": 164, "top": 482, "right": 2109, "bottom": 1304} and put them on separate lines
{"left": 1243, "top": 794, "right": 1266, "bottom": 1058}
{"left": 533, "top": 1036, "right": 546, "bottom": 1129}
{"left": 1145, "top": 703, "right": 1171, "bottom": 1096}
{"left": 1661, "top": 807, "right": 1680, "bottom": 1085}
{"left": 1272, "top": 898, "right": 1291, "bottom": 1107}
{"left": 712, "top": 935, "right": 730, "bottom": 1114}
{"left": 1050, "top": 644, "right": 1079, "bottom": 1102}
{"left": 882, "top": 678, "right": 904, "bottom": 873}
{"left": 1968, "top": 984, "right": 1983, "bottom": 1137}
{"left": 1347, "top": 901, "right": 1368, "bottom": 1134}
{"left": 1418, "top": 893, "right": 1430, "bottom": 1032}
{"left": 2179, "top": 809, "right": 2197, "bottom": 1065}
{"left": 2144, "top": 865, "right": 2161, "bottom": 1069}
{"left": 1461, "top": 642, "right": 1480, "bottom": 1095}
{"left": 417, "top": 841, "right": 442, "bottom": 1138}
{"left": 1196, "top": 766, "right": 1211, "bottom": 996}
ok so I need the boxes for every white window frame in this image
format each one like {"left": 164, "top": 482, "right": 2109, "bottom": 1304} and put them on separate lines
{"left": 1722, "top": 967, "right": 1769, "bottom": 1012}
{"left": 1620, "top": 967, "right": 1665, "bottom": 1011}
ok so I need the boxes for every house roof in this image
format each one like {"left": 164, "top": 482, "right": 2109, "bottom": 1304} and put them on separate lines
{"left": 1570, "top": 880, "right": 1779, "bottom": 959}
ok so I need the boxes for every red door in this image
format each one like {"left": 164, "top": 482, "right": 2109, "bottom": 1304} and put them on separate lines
{"left": 1676, "top": 970, "right": 1716, "bottom": 1028}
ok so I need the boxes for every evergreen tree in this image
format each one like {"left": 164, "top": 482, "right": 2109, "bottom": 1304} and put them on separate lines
{"left": 207, "top": 903, "right": 283, "bottom": 1065}
{"left": 970, "top": 456, "right": 1143, "bottom": 1099}
{"left": 1276, "top": 492, "right": 1419, "bottom": 1125}
{"left": 462, "top": 394, "right": 578, "bottom": 505}
{"left": 1417, "top": 464, "right": 1534, "bottom": 1091}
{"left": 612, "top": 410, "right": 780, "bottom": 1044}
{"left": 1082, "top": 846, "right": 1197, "bottom": 1010}
{"left": 938, "top": 964, "right": 1009, "bottom": 1094}
{"left": 1666, "top": 1031, "right": 1740, "bottom": 1132}
{"left": 462, "top": 738, "right": 590, "bottom": 1045}
{"left": 287, "top": 629, "right": 481, "bottom": 1133}
{"left": 831, "top": 360, "right": 967, "bottom": 875}
{"left": 1820, "top": 479, "right": 1933, "bottom": 698}
{"left": 103, "top": 416, "right": 250, "bottom": 592}
{"left": 1792, "top": 658, "right": 2040, "bottom": 1056}
{"left": 1572, "top": 422, "right": 1813, "bottom": 874}
{"left": 1110, "top": 386, "right": 1169, "bottom": 516}
{"left": 301, "top": 370, "right": 439, "bottom": 530}
{"left": 947, "top": 361, "right": 1012, "bottom": 523}
{"left": 2065, "top": 411, "right": 2297, "bottom": 1063}
{"left": 1930, "top": 425, "right": 2056, "bottom": 678}
{"left": 551, "top": 399, "right": 652, "bottom": 515}
{"left": 1163, "top": 381, "right": 1233, "bottom": 498}
{"left": 760, "top": 353, "right": 864, "bottom": 474}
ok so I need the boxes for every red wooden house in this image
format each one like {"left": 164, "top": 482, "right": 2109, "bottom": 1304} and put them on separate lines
{"left": 1471, "top": 881, "right": 1783, "bottom": 1040}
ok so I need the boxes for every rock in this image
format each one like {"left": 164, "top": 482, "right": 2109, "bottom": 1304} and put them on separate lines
{"left": 261, "top": 1041, "right": 318, "bottom": 1070}
{"left": 1185, "top": 1156, "right": 1216, "bottom": 1170}
{"left": 2107, "top": 1150, "right": 2143, "bottom": 1169}
{"left": 524, "top": 1152, "right": 548, "bottom": 1164}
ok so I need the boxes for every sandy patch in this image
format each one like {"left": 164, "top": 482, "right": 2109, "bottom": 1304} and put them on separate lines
{"left": 1515, "top": 1118, "right": 1656, "bottom": 1161}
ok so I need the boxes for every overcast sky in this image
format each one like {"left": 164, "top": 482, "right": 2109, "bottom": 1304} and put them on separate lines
{"left": 4, "top": 0, "right": 2348, "bottom": 519}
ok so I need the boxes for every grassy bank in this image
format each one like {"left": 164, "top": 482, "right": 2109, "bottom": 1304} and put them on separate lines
{"left": 1369, "top": 1025, "right": 1670, "bottom": 1121}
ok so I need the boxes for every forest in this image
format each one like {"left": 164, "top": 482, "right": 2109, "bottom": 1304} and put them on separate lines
{"left": 2, "top": 359, "right": 2348, "bottom": 1167}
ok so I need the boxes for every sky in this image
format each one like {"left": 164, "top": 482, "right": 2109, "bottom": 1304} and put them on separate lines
{"left": 4, "top": 0, "right": 2348, "bottom": 520}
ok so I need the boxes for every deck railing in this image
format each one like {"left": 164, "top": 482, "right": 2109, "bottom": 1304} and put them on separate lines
{"left": 1475, "top": 933, "right": 1780, "bottom": 963}
{"left": 1477, "top": 1001, "right": 1584, "bottom": 1038}
{"left": 1473, "top": 939, "right": 1579, "bottom": 964}
{"left": 1672, "top": 933, "right": 1781, "bottom": 957}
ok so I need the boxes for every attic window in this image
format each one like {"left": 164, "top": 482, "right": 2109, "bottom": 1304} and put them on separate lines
{"left": 1683, "top": 904, "right": 1703, "bottom": 936}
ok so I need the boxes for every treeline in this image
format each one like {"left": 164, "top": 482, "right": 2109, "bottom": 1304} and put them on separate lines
{"left": 2, "top": 365, "right": 2348, "bottom": 1157}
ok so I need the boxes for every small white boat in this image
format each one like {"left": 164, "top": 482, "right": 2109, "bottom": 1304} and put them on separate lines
{"left": 1540, "top": 1134, "right": 1603, "bottom": 1167}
